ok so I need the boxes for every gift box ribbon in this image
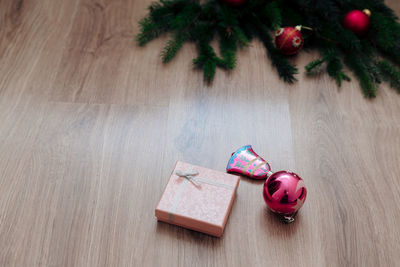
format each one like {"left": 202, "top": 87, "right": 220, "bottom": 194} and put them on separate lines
{"left": 168, "top": 169, "right": 236, "bottom": 222}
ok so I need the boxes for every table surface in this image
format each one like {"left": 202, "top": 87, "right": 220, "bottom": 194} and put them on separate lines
{"left": 1, "top": 0, "right": 400, "bottom": 266}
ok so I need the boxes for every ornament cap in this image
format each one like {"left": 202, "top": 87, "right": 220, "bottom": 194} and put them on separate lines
{"left": 283, "top": 213, "right": 296, "bottom": 223}
{"left": 296, "top": 25, "right": 313, "bottom": 32}
{"left": 363, "top": 9, "right": 371, "bottom": 17}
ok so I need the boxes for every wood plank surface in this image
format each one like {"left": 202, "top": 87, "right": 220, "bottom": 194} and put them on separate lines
{"left": 0, "top": 0, "right": 400, "bottom": 266}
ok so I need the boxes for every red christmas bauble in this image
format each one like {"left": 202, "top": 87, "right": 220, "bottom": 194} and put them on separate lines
{"left": 221, "top": 0, "right": 246, "bottom": 6}
{"left": 274, "top": 27, "right": 304, "bottom": 55}
{"left": 342, "top": 9, "right": 371, "bottom": 36}
{"left": 263, "top": 171, "right": 307, "bottom": 222}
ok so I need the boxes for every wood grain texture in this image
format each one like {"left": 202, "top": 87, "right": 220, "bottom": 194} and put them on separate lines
{"left": 0, "top": 0, "right": 400, "bottom": 266}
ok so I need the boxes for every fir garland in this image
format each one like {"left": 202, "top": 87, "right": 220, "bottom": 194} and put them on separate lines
{"left": 136, "top": 0, "right": 400, "bottom": 97}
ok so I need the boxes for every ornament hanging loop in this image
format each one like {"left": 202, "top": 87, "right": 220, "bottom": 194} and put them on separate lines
{"left": 282, "top": 212, "right": 297, "bottom": 224}
{"left": 296, "top": 25, "right": 313, "bottom": 32}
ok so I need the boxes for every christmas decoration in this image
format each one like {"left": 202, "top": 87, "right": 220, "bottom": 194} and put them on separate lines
{"left": 221, "top": 0, "right": 246, "bottom": 7}
{"left": 274, "top": 26, "right": 304, "bottom": 55}
{"left": 226, "top": 145, "right": 272, "bottom": 179}
{"left": 137, "top": 0, "right": 400, "bottom": 97}
{"left": 156, "top": 161, "right": 240, "bottom": 237}
{"left": 226, "top": 145, "right": 307, "bottom": 223}
{"left": 263, "top": 171, "right": 307, "bottom": 223}
{"left": 342, "top": 9, "right": 371, "bottom": 36}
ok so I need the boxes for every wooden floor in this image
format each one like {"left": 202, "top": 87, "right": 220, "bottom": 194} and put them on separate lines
{"left": 1, "top": 0, "right": 400, "bottom": 266}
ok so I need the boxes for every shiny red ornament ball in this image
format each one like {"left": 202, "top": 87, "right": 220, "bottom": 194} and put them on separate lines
{"left": 263, "top": 171, "right": 307, "bottom": 222}
{"left": 221, "top": 0, "right": 246, "bottom": 6}
{"left": 274, "top": 27, "right": 304, "bottom": 55}
{"left": 342, "top": 9, "right": 371, "bottom": 36}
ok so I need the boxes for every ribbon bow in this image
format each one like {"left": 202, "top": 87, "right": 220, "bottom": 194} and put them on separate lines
{"left": 175, "top": 170, "right": 201, "bottom": 187}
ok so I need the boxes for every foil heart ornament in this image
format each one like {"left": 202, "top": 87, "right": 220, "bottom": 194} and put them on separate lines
{"left": 263, "top": 171, "right": 307, "bottom": 223}
{"left": 226, "top": 145, "right": 272, "bottom": 179}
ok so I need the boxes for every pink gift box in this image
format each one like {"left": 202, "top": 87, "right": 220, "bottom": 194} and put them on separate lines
{"left": 155, "top": 161, "right": 240, "bottom": 237}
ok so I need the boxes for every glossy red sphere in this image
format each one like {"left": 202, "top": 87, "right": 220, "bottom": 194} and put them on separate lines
{"left": 342, "top": 10, "right": 370, "bottom": 36}
{"left": 263, "top": 171, "right": 307, "bottom": 216}
{"left": 274, "top": 27, "right": 304, "bottom": 55}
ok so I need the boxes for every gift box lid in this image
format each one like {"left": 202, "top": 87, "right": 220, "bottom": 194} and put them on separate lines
{"left": 155, "top": 161, "right": 240, "bottom": 237}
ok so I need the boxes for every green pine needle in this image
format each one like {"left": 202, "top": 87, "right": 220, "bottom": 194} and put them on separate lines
{"left": 232, "top": 27, "right": 249, "bottom": 48}
{"left": 345, "top": 54, "right": 376, "bottom": 98}
{"left": 218, "top": 31, "right": 237, "bottom": 70}
{"left": 265, "top": 1, "right": 282, "bottom": 30}
{"left": 161, "top": 34, "right": 186, "bottom": 63}
{"left": 136, "top": 18, "right": 159, "bottom": 46}
{"left": 378, "top": 60, "right": 400, "bottom": 93}
{"left": 194, "top": 43, "right": 220, "bottom": 83}
{"left": 203, "top": 59, "right": 216, "bottom": 83}
{"left": 305, "top": 59, "right": 325, "bottom": 73}
{"left": 324, "top": 48, "right": 350, "bottom": 86}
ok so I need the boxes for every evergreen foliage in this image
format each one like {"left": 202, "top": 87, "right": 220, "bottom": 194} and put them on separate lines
{"left": 137, "top": 0, "right": 400, "bottom": 97}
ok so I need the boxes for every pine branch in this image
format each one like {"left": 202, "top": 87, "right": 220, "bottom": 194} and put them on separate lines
{"left": 250, "top": 14, "right": 298, "bottom": 83}
{"left": 137, "top": 0, "right": 400, "bottom": 96}
{"left": 279, "top": 5, "right": 305, "bottom": 26}
{"left": 336, "top": 27, "right": 362, "bottom": 52}
{"left": 194, "top": 42, "right": 220, "bottom": 83}
{"left": 203, "top": 59, "right": 217, "bottom": 82}
{"left": 136, "top": 0, "right": 180, "bottom": 46}
{"left": 344, "top": 53, "right": 376, "bottom": 97}
{"left": 322, "top": 47, "right": 350, "bottom": 86}
{"left": 371, "top": 12, "right": 396, "bottom": 51}
{"left": 218, "top": 32, "right": 237, "bottom": 70}
{"left": 170, "top": 3, "right": 201, "bottom": 30}
{"left": 161, "top": 34, "right": 187, "bottom": 63}
{"left": 160, "top": 3, "right": 202, "bottom": 62}
{"left": 232, "top": 26, "right": 249, "bottom": 48}
{"left": 305, "top": 59, "right": 324, "bottom": 74}
{"left": 238, "top": 17, "right": 255, "bottom": 40}
{"left": 366, "top": 0, "right": 398, "bottom": 20}
{"left": 371, "top": 12, "right": 400, "bottom": 65}
{"left": 264, "top": 1, "right": 282, "bottom": 30}
{"left": 136, "top": 17, "right": 161, "bottom": 46}
{"left": 377, "top": 60, "right": 400, "bottom": 93}
{"left": 305, "top": 46, "right": 350, "bottom": 86}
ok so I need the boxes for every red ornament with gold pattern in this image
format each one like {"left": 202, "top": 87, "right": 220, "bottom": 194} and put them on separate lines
{"left": 274, "top": 26, "right": 304, "bottom": 55}
{"left": 227, "top": 145, "right": 307, "bottom": 223}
